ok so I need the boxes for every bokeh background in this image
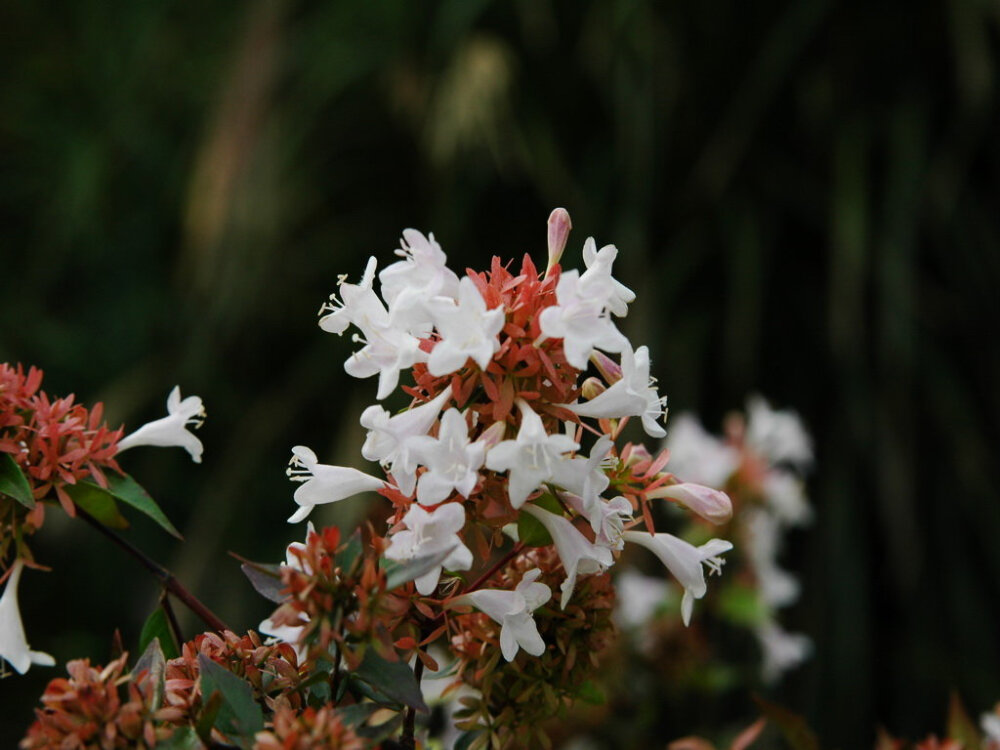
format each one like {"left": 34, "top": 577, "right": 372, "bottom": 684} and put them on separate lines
{"left": 2, "top": 0, "right": 999, "bottom": 746}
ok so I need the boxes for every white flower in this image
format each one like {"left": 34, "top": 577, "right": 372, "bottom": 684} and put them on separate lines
{"left": 762, "top": 471, "right": 812, "bottom": 527}
{"left": 648, "top": 482, "right": 733, "bottom": 525}
{"left": 426, "top": 277, "right": 504, "bottom": 376}
{"left": 319, "top": 257, "right": 427, "bottom": 400}
{"left": 360, "top": 386, "right": 453, "bottom": 496}
{"left": 0, "top": 559, "right": 55, "bottom": 675}
{"left": 612, "top": 569, "right": 671, "bottom": 630}
{"left": 537, "top": 270, "right": 628, "bottom": 369}
{"left": 563, "top": 492, "right": 633, "bottom": 550}
{"left": 981, "top": 710, "right": 1000, "bottom": 746}
{"left": 521, "top": 504, "right": 613, "bottom": 608}
{"left": 116, "top": 386, "right": 206, "bottom": 463}
{"left": 385, "top": 502, "right": 473, "bottom": 595}
{"left": 578, "top": 237, "right": 635, "bottom": 317}
{"left": 285, "top": 446, "right": 386, "bottom": 523}
{"left": 745, "top": 510, "right": 800, "bottom": 608}
{"left": 550, "top": 435, "right": 613, "bottom": 503}
{"left": 379, "top": 230, "right": 460, "bottom": 333}
{"left": 485, "top": 400, "right": 578, "bottom": 509}
{"left": 622, "top": 530, "right": 732, "bottom": 626}
{"left": 745, "top": 395, "right": 813, "bottom": 470}
{"left": 409, "top": 409, "right": 485, "bottom": 505}
{"left": 663, "top": 413, "right": 740, "bottom": 488}
{"left": 455, "top": 568, "right": 551, "bottom": 661}
{"left": 563, "top": 343, "right": 667, "bottom": 438}
{"left": 756, "top": 618, "right": 812, "bottom": 684}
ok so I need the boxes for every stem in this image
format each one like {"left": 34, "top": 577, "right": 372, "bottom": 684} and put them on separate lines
{"left": 159, "top": 590, "right": 185, "bottom": 650}
{"left": 76, "top": 507, "right": 230, "bottom": 633}
{"left": 400, "top": 657, "right": 425, "bottom": 750}
{"left": 461, "top": 542, "right": 525, "bottom": 596}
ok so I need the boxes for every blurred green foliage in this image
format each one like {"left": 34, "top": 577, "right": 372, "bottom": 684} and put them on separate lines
{"left": 1, "top": 0, "right": 999, "bottom": 747}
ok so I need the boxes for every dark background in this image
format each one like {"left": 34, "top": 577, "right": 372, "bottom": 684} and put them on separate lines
{"left": 2, "top": 0, "right": 999, "bottom": 746}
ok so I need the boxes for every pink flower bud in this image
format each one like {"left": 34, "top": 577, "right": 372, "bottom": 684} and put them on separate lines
{"left": 546, "top": 208, "right": 572, "bottom": 273}
{"left": 648, "top": 482, "right": 733, "bottom": 524}
{"left": 590, "top": 350, "right": 623, "bottom": 384}
{"left": 580, "top": 377, "right": 606, "bottom": 402}
{"left": 475, "top": 421, "right": 507, "bottom": 452}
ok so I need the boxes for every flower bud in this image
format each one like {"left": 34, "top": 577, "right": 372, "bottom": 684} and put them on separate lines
{"left": 475, "top": 421, "right": 507, "bottom": 452}
{"left": 590, "top": 350, "right": 623, "bottom": 384}
{"left": 580, "top": 377, "right": 606, "bottom": 402}
{"left": 546, "top": 207, "right": 572, "bottom": 274}
{"left": 648, "top": 482, "right": 733, "bottom": 524}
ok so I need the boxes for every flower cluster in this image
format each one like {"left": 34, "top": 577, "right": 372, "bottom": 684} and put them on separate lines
{"left": 664, "top": 396, "right": 813, "bottom": 682}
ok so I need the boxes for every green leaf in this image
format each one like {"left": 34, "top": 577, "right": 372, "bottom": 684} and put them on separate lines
{"left": 194, "top": 691, "right": 222, "bottom": 745}
{"left": 335, "top": 529, "right": 363, "bottom": 573}
{"left": 140, "top": 608, "right": 179, "bottom": 661}
{"left": 753, "top": 695, "right": 821, "bottom": 750}
{"left": 517, "top": 510, "right": 552, "bottom": 547}
{"left": 155, "top": 726, "right": 204, "bottom": 750}
{"left": 717, "top": 583, "right": 767, "bottom": 626}
{"left": 355, "top": 711, "right": 403, "bottom": 742}
{"left": 197, "top": 654, "right": 265, "bottom": 746}
{"left": 0, "top": 452, "right": 35, "bottom": 509}
{"left": 64, "top": 482, "right": 129, "bottom": 529}
{"left": 106, "top": 472, "right": 182, "bottom": 539}
{"left": 454, "top": 731, "right": 486, "bottom": 750}
{"left": 133, "top": 637, "right": 167, "bottom": 711}
{"left": 335, "top": 702, "right": 381, "bottom": 727}
{"left": 384, "top": 547, "right": 456, "bottom": 590}
{"left": 353, "top": 648, "right": 428, "bottom": 713}
{"left": 239, "top": 560, "right": 285, "bottom": 604}
{"left": 576, "top": 680, "right": 606, "bottom": 705}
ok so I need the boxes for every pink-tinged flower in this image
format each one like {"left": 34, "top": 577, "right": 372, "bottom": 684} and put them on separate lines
{"left": 116, "top": 386, "right": 205, "bottom": 463}
{"left": 521, "top": 504, "right": 613, "bottom": 608}
{"left": 384, "top": 502, "right": 472, "bottom": 595}
{"left": 485, "top": 400, "right": 578, "bottom": 509}
{"left": 545, "top": 208, "right": 572, "bottom": 273}
{"left": 453, "top": 568, "right": 551, "bottom": 661}
{"left": 563, "top": 343, "right": 667, "bottom": 438}
{"left": 648, "top": 483, "right": 733, "bottom": 525}
{"left": 427, "top": 277, "right": 505, "bottom": 376}
{"left": 622, "top": 530, "right": 732, "bottom": 626}
{"left": 379, "top": 230, "right": 460, "bottom": 332}
{"left": 537, "top": 270, "right": 629, "bottom": 369}
{"left": 360, "top": 386, "right": 452, "bottom": 496}
{"left": 409, "top": 409, "right": 485, "bottom": 505}
{"left": 0, "top": 560, "right": 54, "bottom": 675}
{"left": 285, "top": 446, "right": 386, "bottom": 523}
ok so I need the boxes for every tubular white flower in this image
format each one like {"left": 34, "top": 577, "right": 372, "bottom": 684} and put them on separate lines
{"left": 379, "top": 230, "right": 460, "bottom": 333}
{"left": 485, "top": 400, "right": 578, "bottom": 509}
{"left": 537, "top": 270, "right": 628, "bottom": 369}
{"left": 360, "top": 386, "right": 453, "bottom": 496}
{"left": 563, "top": 493, "right": 633, "bottom": 550}
{"left": 409, "top": 409, "right": 485, "bottom": 505}
{"left": 454, "top": 568, "right": 551, "bottom": 661}
{"left": 426, "top": 277, "right": 504, "bottom": 376}
{"left": 0, "top": 560, "right": 55, "bottom": 675}
{"left": 259, "top": 524, "right": 314, "bottom": 660}
{"left": 116, "top": 386, "right": 206, "bottom": 463}
{"left": 622, "top": 530, "right": 732, "bottom": 626}
{"left": 562, "top": 343, "right": 667, "bottom": 438}
{"left": 285, "top": 446, "right": 386, "bottom": 523}
{"left": 318, "top": 257, "right": 384, "bottom": 336}
{"left": 578, "top": 237, "right": 635, "bottom": 317}
{"left": 549, "top": 435, "right": 613, "bottom": 502}
{"left": 521, "top": 504, "right": 613, "bottom": 609}
{"left": 385, "top": 502, "right": 472, "bottom": 595}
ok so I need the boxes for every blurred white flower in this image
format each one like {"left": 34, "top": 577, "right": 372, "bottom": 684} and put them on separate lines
{"left": 522, "top": 504, "right": 613, "bottom": 608}
{"left": 745, "top": 510, "right": 800, "bottom": 609}
{"left": 623, "top": 530, "right": 732, "bottom": 626}
{"left": 0, "top": 559, "right": 55, "bottom": 675}
{"left": 981, "top": 709, "right": 1000, "bottom": 746}
{"left": 612, "top": 569, "right": 671, "bottom": 630}
{"left": 763, "top": 471, "right": 812, "bottom": 526}
{"left": 410, "top": 408, "right": 485, "bottom": 505}
{"left": 285, "top": 446, "right": 386, "bottom": 523}
{"left": 663, "top": 413, "right": 740, "bottom": 488}
{"left": 455, "top": 568, "right": 551, "bottom": 662}
{"left": 485, "top": 400, "right": 578, "bottom": 509}
{"left": 385, "top": 502, "right": 472, "bottom": 595}
{"left": 426, "top": 277, "right": 504, "bottom": 376}
{"left": 117, "top": 386, "right": 205, "bottom": 463}
{"left": 756, "top": 618, "right": 812, "bottom": 684}
{"left": 745, "top": 395, "right": 813, "bottom": 470}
